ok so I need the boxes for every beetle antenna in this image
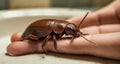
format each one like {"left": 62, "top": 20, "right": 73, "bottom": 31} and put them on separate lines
{"left": 78, "top": 12, "right": 89, "bottom": 28}
{"left": 80, "top": 35, "right": 96, "bottom": 44}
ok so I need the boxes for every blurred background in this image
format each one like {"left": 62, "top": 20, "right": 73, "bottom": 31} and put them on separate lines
{"left": 0, "top": 0, "right": 113, "bottom": 10}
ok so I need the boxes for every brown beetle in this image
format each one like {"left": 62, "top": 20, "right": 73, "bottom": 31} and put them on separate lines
{"left": 22, "top": 12, "right": 90, "bottom": 52}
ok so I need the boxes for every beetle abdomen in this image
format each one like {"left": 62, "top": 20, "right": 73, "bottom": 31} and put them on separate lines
{"left": 22, "top": 19, "right": 53, "bottom": 40}
{"left": 22, "top": 19, "right": 69, "bottom": 40}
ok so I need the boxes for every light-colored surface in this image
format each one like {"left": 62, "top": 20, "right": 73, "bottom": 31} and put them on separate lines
{"left": 0, "top": 8, "right": 120, "bottom": 64}
{"left": 9, "top": 0, "right": 51, "bottom": 9}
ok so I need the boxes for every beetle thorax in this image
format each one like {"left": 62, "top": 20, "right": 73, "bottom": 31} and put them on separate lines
{"left": 50, "top": 21, "right": 67, "bottom": 34}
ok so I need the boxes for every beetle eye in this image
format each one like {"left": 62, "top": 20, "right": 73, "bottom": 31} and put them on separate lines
{"left": 67, "top": 24, "right": 76, "bottom": 31}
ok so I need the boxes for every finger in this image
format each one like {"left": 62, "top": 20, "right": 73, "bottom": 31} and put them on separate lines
{"left": 80, "top": 24, "right": 120, "bottom": 34}
{"left": 67, "top": 13, "right": 100, "bottom": 28}
{"left": 86, "top": 32, "right": 120, "bottom": 60}
{"left": 95, "top": 8, "right": 120, "bottom": 24}
{"left": 45, "top": 32, "right": 120, "bottom": 59}
{"left": 92, "top": 0, "right": 120, "bottom": 24}
{"left": 11, "top": 32, "right": 23, "bottom": 42}
{"left": 7, "top": 41, "right": 39, "bottom": 56}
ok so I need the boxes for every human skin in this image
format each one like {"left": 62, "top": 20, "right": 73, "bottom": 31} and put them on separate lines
{"left": 7, "top": 0, "right": 120, "bottom": 60}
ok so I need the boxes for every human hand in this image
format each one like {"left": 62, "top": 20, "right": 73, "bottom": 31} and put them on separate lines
{"left": 7, "top": 0, "right": 120, "bottom": 60}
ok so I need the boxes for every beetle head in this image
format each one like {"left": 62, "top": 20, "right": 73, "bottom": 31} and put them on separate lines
{"left": 65, "top": 23, "right": 79, "bottom": 37}
{"left": 65, "top": 12, "right": 89, "bottom": 37}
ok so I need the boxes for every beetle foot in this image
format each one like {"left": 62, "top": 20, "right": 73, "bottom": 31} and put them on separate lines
{"left": 41, "top": 46, "right": 48, "bottom": 54}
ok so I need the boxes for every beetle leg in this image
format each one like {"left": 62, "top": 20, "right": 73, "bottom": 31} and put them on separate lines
{"left": 70, "top": 36, "right": 75, "bottom": 43}
{"left": 42, "top": 35, "right": 50, "bottom": 53}
{"left": 53, "top": 35, "right": 57, "bottom": 51}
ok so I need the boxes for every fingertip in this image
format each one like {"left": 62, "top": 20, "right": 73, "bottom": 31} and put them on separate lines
{"left": 11, "top": 32, "right": 23, "bottom": 42}
{"left": 7, "top": 41, "right": 37, "bottom": 56}
{"left": 7, "top": 41, "right": 25, "bottom": 56}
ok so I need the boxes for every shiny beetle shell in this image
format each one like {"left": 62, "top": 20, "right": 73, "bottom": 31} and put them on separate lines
{"left": 22, "top": 19, "right": 74, "bottom": 40}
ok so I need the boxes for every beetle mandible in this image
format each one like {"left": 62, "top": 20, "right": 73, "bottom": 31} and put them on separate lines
{"left": 22, "top": 12, "right": 90, "bottom": 52}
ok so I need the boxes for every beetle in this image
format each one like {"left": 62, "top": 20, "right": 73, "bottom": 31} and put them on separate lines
{"left": 22, "top": 12, "right": 91, "bottom": 52}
